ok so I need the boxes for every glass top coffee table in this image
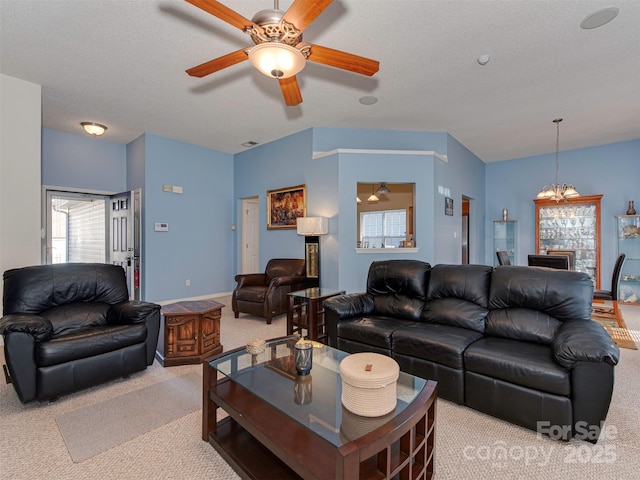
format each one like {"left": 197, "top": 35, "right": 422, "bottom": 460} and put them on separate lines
{"left": 202, "top": 336, "right": 437, "bottom": 480}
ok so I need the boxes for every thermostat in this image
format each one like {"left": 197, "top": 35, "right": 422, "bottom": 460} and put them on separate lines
{"left": 155, "top": 222, "right": 169, "bottom": 232}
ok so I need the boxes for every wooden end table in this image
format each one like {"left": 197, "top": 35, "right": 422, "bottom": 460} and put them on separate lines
{"left": 156, "top": 299, "right": 224, "bottom": 367}
{"left": 287, "top": 288, "right": 345, "bottom": 343}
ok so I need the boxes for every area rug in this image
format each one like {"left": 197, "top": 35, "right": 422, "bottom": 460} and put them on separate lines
{"left": 592, "top": 303, "right": 638, "bottom": 350}
{"left": 56, "top": 372, "right": 201, "bottom": 462}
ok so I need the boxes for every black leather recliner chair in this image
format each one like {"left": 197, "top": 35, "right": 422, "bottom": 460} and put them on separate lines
{"left": 0, "top": 263, "right": 161, "bottom": 403}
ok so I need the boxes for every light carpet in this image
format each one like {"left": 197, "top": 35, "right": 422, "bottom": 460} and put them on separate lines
{"left": 592, "top": 302, "right": 638, "bottom": 350}
{"left": 56, "top": 372, "right": 201, "bottom": 462}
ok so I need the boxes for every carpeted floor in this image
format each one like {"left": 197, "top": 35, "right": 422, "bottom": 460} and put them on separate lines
{"left": 1, "top": 296, "right": 639, "bottom": 480}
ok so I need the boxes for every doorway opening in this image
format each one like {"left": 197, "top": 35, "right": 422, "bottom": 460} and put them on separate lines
{"left": 44, "top": 188, "right": 142, "bottom": 299}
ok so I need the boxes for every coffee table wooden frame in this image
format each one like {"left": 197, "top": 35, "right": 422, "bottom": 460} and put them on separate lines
{"left": 202, "top": 343, "right": 438, "bottom": 480}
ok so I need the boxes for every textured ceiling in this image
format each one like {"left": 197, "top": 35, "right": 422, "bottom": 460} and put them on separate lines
{"left": 1, "top": 0, "right": 639, "bottom": 161}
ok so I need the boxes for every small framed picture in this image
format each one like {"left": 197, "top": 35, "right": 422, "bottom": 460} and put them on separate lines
{"left": 445, "top": 197, "right": 454, "bottom": 216}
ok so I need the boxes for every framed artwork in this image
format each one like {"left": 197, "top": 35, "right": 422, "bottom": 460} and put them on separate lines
{"left": 267, "top": 184, "right": 306, "bottom": 229}
{"left": 445, "top": 197, "right": 454, "bottom": 216}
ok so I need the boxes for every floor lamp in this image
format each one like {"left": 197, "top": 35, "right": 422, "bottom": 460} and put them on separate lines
{"left": 296, "top": 217, "right": 328, "bottom": 288}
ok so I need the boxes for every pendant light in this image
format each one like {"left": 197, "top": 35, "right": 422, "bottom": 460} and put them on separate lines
{"left": 536, "top": 118, "right": 580, "bottom": 202}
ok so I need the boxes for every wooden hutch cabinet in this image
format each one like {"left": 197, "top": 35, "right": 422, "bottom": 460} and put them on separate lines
{"left": 156, "top": 299, "right": 224, "bottom": 367}
{"left": 534, "top": 194, "right": 602, "bottom": 289}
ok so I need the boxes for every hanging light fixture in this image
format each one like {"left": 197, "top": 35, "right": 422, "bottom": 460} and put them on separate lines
{"left": 376, "top": 183, "right": 391, "bottom": 195}
{"left": 367, "top": 184, "right": 379, "bottom": 202}
{"left": 248, "top": 42, "right": 307, "bottom": 79}
{"left": 536, "top": 118, "right": 579, "bottom": 202}
{"left": 80, "top": 122, "right": 107, "bottom": 137}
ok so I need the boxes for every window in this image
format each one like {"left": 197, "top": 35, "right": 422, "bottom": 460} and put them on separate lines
{"left": 360, "top": 209, "right": 407, "bottom": 248}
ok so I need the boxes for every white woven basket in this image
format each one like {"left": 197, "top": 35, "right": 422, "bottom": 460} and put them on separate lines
{"left": 339, "top": 352, "right": 399, "bottom": 417}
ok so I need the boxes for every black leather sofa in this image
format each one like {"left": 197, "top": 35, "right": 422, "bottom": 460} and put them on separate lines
{"left": 324, "top": 260, "right": 620, "bottom": 442}
{"left": 1, "top": 263, "right": 161, "bottom": 403}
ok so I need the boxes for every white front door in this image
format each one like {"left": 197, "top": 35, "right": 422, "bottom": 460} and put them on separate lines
{"left": 109, "top": 189, "right": 142, "bottom": 300}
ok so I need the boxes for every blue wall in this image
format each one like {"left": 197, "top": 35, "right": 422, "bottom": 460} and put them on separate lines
{"left": 42, "top": 129, "right": 126, "bottom": 192}
{"left": 40, "top": 127, "right": 639, "bottom": 301}
{"left": 485, "top": 139, "right": 640, "bottom": 284}
{"left": 142, "top": 134, "right": 234, "bottom": 301}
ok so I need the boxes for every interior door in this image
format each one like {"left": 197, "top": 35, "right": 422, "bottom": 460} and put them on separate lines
{"left": 241, "top": 197, "right": 260, "bottom": 273}
{"left": 109, "top": 189, "right": 142, "bottom": 300}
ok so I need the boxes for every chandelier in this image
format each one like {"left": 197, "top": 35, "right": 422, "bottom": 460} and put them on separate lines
{"left": 536, "top": 118, "right": 579, "bottom": 202}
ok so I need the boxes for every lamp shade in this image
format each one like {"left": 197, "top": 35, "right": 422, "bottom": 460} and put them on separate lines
{"left": 297, "top": 217, "right": 328, "bottom": 236}
{"left": 248, "top": 43, "right": 306, "bottom": 79}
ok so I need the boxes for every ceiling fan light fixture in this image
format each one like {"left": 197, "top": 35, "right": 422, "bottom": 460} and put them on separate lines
{"left": 80, "top": 122, "right": 107, "bottom": 137}
{"left": 248, "top": 43, "right": 306, "bottom": 79}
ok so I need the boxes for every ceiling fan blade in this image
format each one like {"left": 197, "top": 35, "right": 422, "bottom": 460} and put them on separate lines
{"left": 185, "top": 0, "right": 262, "bottom": 34}
{"left": 307, "top": 43, "right": 379, "bottom": 76}
{"left": 282, "top": 0, "right": 333, "bottom": 33}
{"left": 279, "top": 76, "right": 303, "bottom": 106}
{"left": 186, "top": 48, "right": 248, "bottom": 77}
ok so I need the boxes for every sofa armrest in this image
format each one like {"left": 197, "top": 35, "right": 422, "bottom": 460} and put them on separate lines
{"left": 552, "top": 320, "right": 620, "bottom": 369}
{"left": 324, "top": 293, "right": 374, "bottom": 348}
{"left": 108, "top": 301, "right": 161, "bottom": 325}
{"left": 234, "top": 273, "right": 267, "bottom": 288}
{"left": 0, "top": 314, "right": 53, "bottom": 342}
{"left": 324, "top": 293, "right": 375, "bottom": 318}
{"left": 269, "top": 275, "right": 306, "bottom": 288}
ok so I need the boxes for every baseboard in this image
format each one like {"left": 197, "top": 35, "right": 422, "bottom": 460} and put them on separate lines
{"left": 153, "top": 291, "right": 232, "bottom": 306}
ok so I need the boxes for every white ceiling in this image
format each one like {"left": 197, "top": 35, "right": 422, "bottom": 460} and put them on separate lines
{"left": 1, "top": 0, "right": 639, "bottom": 161}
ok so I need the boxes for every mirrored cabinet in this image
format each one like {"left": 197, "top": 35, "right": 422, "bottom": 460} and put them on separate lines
{"left": 617, "top": 214, "right": 640, "bottom": 304}
{"left": 534, "top": 194, "right": 602, "bottom": 288}
{"left": 493, "top": 220, "right": 517, "bottom": 266}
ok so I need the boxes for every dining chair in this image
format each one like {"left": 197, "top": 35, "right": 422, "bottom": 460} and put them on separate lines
{"left": 594, "top": 253, "right": 626, "bottom": 301}
{"left": 496, "top": 251, "right": 511, "bottom": 266}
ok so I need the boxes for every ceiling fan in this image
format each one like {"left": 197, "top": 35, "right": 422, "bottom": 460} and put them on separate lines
{"left": 184, "top": 0, "right": 380, "bottom": 106}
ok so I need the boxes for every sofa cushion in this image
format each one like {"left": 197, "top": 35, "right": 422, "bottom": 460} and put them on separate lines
{"left": 234, "top": 286, "right": 266, "bottom": 303}
{"left": 373, "top": 294, "right": 424, "bottom": 321}
{"left": 489, "top": 266, "right": 593, "bottom": 322}
{"left": 485, "top": 307, "right": 561, "bottom": 344}
{"left": 367, "top": 260, "right": 431, "bottom": 300}
{"left": 421, "top": 298, "right": 488, "bottom": 333}
{"left": 36, "top": 323, "right": 147, "bottom": 366}
{"left": 393, "top": 323, "right": 483, "bottom": 370}
{"left": 426, "top": 264, "right": 493, "bottom": 308}
{"left": 2, "top": 263, "right": 129, "bottom": 314}
{"left": 465, "top": 337, "right": 570, "bottom": 396}
{"left": 43, "top": 302, "right": 110, "bottom": 336}
{"left": 337, "top": 316, "right": 413, "bottom": 350}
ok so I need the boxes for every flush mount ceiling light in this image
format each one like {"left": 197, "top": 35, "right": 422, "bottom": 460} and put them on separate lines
{"left": 536, "top": 118, "right": 580, "bottom": 203}
{"left": 580, "top": 7, "right": 619, "bottom": 29}
{"left": 376, "top": 183, "right": 391, "bottom": 195}
{"left": 80, "top": 122, "right": 107, "bottom": 137}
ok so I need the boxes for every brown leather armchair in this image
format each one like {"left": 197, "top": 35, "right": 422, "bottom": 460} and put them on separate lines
{"left": 232, "top": 258, "right": 306, "bottom": 324}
